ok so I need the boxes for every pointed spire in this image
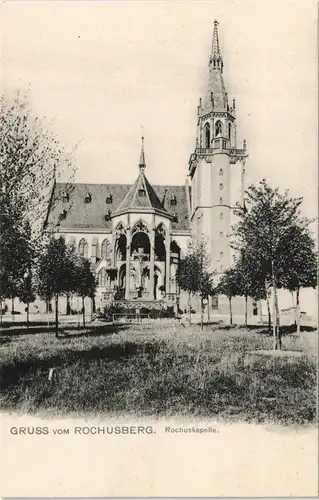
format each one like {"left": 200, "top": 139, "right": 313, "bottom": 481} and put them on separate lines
{"left": 139, "top": 136, "right": 146, "bottom": 172}
{"left": 212, "top": 20, "right": 220, "bottom": 55}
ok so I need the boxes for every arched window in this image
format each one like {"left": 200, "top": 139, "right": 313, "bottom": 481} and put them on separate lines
{"left": 204, "top": 123, "right": 210, "bottom": 149}
{"left": 215, "top": 120, "right": 222, "bottom": 137}
{"left": 219, "top": 168, "right": 223, "bottom": 176}
{"left": 79, "top": 238, "right": 88, "bottom": 258}
{"left": 220, "top": 183, "right": 223, "bottom": 190}
{"left": 101, "top": 239, "right": 110, "bottom": 259}
{"left": 228, "top": 123, "right": 232, "bottom": 139}
{"left": 98, "top": 268, "right": 107, "bottom": 287}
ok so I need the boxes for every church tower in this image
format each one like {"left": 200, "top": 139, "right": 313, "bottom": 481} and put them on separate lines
{"left": 189, "top": 20, "right": 248, "bottom": 274}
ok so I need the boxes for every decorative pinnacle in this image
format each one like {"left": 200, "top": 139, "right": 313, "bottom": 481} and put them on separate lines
{"left": 212, "top": 19, "right": 220, "bottom": 55}
{"left": 139, "top": 136, "right": 146, "bottom": 172}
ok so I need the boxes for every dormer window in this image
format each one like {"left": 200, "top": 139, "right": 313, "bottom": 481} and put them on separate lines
{"left": 138, "top": 188, "right": 146, "bottom": 197}
{"left": 62, "top": 191, "right": 69, "bottom": 202}
{"left": 172, "top": 212, "right": 178, "bottom": 223}
{"left": 85, "top": 192, "right": 91, "bottom": 204}
{"left": 106, "top": 194, "right": 113, "bottom": 204}
{"left": 104, "top": 210, "right": 112, "bottom": 221}
{"left": 219, "top": 168, "right": 223, "bottom": 176}
{"left": 170, "top": 195, "right": 177, "bottom": 206}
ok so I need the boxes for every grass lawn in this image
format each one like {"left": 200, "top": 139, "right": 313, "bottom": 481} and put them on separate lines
{"left": 0, "top": 321, "right": 317, "bottom": 424}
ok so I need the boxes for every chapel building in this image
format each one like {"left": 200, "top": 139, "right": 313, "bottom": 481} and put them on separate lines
{"left": 47, "top": 21, "right": 248, "bottom": 315}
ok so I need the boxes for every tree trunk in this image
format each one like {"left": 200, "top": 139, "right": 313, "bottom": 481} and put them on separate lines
{"left": 291, "top": 291, "right": 297, "bottom": 327}
{"left": 265, "top": 282, "right": 271, "bottom": 332}
{"left": 92, "top": 295, "right": 96, "bottom": 314}
{"left": 11, "top": 297, "right": 14, "bottom": 324}
{"left": 244, "top": 294, "right": 248, "bottom": 327}
{"left": 188, "top": 292, "right": 191, "bottom": 324}
{"left": 229, "top": 296, "right": 233, "bottom": 326}
{"left": 258, "top": 299, "right": 263, "bottom": 325}
{"left": 200, "top": 297, "right": 203, "bottom": 330}
{"left": 296, "top": 286, "right": 301, "bottom": 334}
{"left": 207, "top": 296, "right": 210, "bottom": 324}
{"left": 66, "top": 294, "right": 71, "bottom": 315}
{"left": 82, "top": 296, "right": 85, "bottom": 328}
{"left": 26, "top": 303, "right": 29, "bottom": 329}
{"left": 271, "top": 260, "right": 281, "bottom": 350}
{"left": 0, "top": 299, "right": 3, "bottom": 328}
{"left": 55, "top": 294, "right": 59, "bottom": 338}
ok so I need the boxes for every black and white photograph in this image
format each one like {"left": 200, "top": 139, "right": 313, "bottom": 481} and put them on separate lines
{"left": 0, "top": 0, "right": 317, "bottom": 497}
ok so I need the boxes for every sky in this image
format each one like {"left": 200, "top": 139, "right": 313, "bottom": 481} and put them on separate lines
{"left": 1, "top": 0, "right": 318, "bottom": 221}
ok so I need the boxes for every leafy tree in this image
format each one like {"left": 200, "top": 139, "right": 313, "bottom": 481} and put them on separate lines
{"left": 233, "top": 250, "right": 268, "bottom": 328}
{"left": 72, "top": 256, "right": 97, "bottom": 328}
{"left": 0, "top": 90, "right": 76, "bottom": 237}
{"left": 176, "top": 238, "right": 215, "bottom": 329}
{"left": 232, "top": 179, "right": 313, "bottom": 349}
{"left": 176, "top": 255, "right": 199, "bottom": 324}
{"left": 278, "top": 225, "right": 317, "bottom": 333}
{"left": 217, "top": 267, "right": 241, "bottom": 325}
{"left": 0, "top": 90, "right": 76, "bottom": 324}
{"left": 37, "top": 236, "right": 75, "bottom": 337}
{"left": 17, "top": 271, "right": 36, "bottom": 328}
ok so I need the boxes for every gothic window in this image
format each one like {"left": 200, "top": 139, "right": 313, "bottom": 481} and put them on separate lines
{"left": 228, "top": 123, "right": 232, "bottom": 139}
{"left": 98, "top": 268, "right": 108, "bottom": 287}
{"left": 132, "top": 220, "right": 149, "bottom": 235}
{"left": 204, "top": 122, "right": 211, "bottom": 149}
{"left": 84, "top": 192, "right": 91, "bottom": 203}
{"left": 219, "top": 168, "right": 223, "bottom": 176}
{"left": 79, "top": 238, "right": 88, "bottom": 258}
{"left": 101, "top": 239, "right": 110, "bottom": 259}
{"left": 215, "top": 120, "right": 222, "bottom": 137}
{"left": 220, "top": 183, "right": 223, "bottom": 190}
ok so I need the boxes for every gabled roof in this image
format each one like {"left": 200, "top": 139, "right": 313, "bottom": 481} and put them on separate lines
{"left": 47, "top": 182, "right": 191, "bottom": 232}
{"left": 113, "top": 170, "right": 171, "bottom": 217}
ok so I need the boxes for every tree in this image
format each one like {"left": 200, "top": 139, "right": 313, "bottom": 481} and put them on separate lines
{"left": 176, "top": 238, "right": 215, "bottom": 329}
{"left": 72, "top": 256, "right": 97, "bottom": 328}
{"left": 37, "top": 236, "right": 75, "bottom": 337}
{"left": 217, "top": 267, "right": 241, "bottom": 326}
{"left": 233, "top": 250, "right": 268, "bottom": 328}
{"left": 176, "top": 254, "right": 199, "bottom": 324}
{"left": 0, "top": 90, "right": 76, "bottom": 238}
{"left": 232, "top": 179, "right": 313, "bottom": 349}
{"left": 0, "top": 90, "right": 76, "bottom": 324}
{"left": 17, "top": 271, "right": 36, "bottom": 328}
{"left": 279, "top": 225, "right": 317, "bottom": 333}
